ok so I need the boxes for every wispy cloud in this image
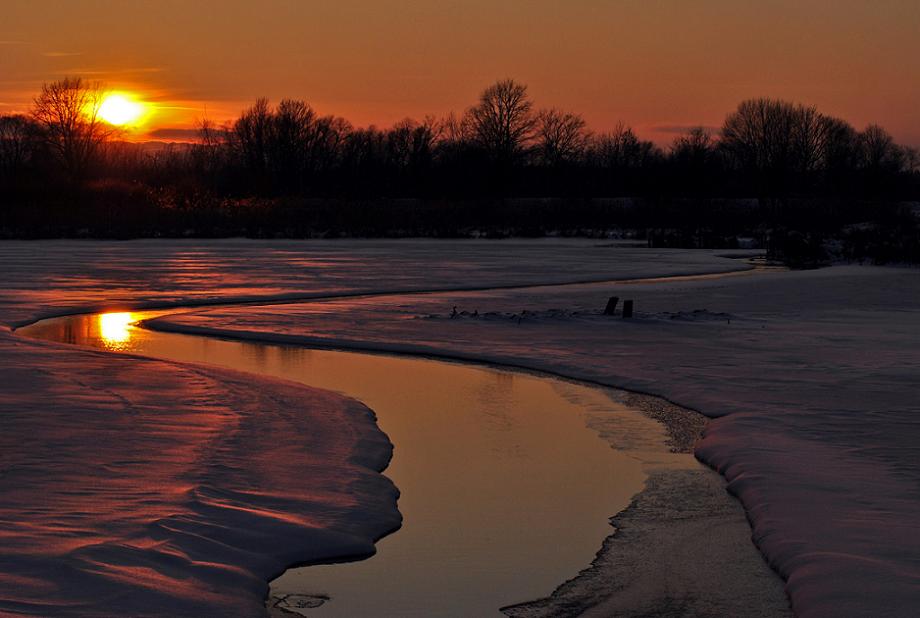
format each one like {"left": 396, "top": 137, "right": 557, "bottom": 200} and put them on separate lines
{"left": 0, "top": 101, "right": 31, "bottom": 113}
{"left": 43, "top": 51, "right": 84, "bottom": 58}
{"left": 652, "top": 124, "right": 720, "bottom": 135}
{"left": 154, "top": 103, "right": 204, "bottom": 111}
{"left": 0, "top": 40, "right": 27, "bottom": 45}
{"left": 147, "top": 127, "right": 202, "bottom": 141}
{"left": 59, "top": 66, "right": 166, "bottom": 77}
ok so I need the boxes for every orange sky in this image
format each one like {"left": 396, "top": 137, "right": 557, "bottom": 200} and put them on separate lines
{"left": 2, "top": 0, "right": 918, "bottom": 145}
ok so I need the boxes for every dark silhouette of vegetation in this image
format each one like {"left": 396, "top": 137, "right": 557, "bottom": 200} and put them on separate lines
{"left": 1, "top": 77, "right": 918, "bottom": 263}
{"left": 467, "top": 79, "right": 537, "bottom": 166}
{"left": 31, "top": 78, "right": 113, "bottom": 183}
{"left": 0, "top": 115, "right": 38, "bottom": 180}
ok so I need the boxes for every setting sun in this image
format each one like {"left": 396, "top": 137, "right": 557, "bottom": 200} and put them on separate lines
{"left": 98, "top": 93, "right": 146, "bottom": 126}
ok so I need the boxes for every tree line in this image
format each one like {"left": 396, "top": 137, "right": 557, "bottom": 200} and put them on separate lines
{"left": 0, "top": 77, "right": 918, "bottom": 262}
{"left": 1, "top": 77, "right": 917, "bottom": 201}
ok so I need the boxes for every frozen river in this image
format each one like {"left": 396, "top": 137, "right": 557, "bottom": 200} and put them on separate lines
{"left": 21, "top": 308, "right": 695, "bottom": 616}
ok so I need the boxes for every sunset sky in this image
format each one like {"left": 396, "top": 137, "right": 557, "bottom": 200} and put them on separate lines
{"left": 2, "top": 0, "right": 918, "bottom": 145}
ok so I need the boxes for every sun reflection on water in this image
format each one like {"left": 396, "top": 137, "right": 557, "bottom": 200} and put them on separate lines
{"left": 98, "top": 312, "right": 135, "bottom": 349}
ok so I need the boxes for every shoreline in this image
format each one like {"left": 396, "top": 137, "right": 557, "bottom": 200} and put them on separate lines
{"left": 18, "top": 306, "right": 792, "bottom": 616}
{"left": 504, "top": 389, "right": 790, "bottom": 617}
{"left": 3, "top": 240, "right": 917, "bottom": 615}
{"left": 134, "top": 316, "right": 791, "bottom": 616}
{"left": 0, "top": 327, "right": 403, "bottom": 617}
{"left": 9, "top": 254, "right": 791, "bottom": 616}
{"left": 9, "top": 258, "right": 754, "bottom": 331}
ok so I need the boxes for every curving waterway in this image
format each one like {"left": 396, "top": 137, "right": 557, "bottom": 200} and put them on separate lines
{"left": 19, "top": 307, "right": 698, "bottom": 617}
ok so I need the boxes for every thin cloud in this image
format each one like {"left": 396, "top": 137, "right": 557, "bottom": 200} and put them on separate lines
{"left": 60, "top": 67, "right": 166, "bottom": 76}
{"left": 652, "top": 124, "right": 720, "bottom": 135}
{"left": 43, "top": 51, "right": 84, "bottom": 58}
{"left": 155, "top": 104, "right": 206, "bottom": 111}
{"left": 146, "top": 127, "right": 202, "bottom": 141}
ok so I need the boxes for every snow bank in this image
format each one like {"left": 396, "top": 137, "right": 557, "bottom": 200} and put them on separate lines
{"left": 11, "top": 239, "right": 913, "bottom": 615}
{"left": 151, "top": 263, "right": 920, "bottom": 617}
{"left": 0, "top": 329, "right": 398, "bottom": 616}
{"left": 0, "top": 239, "right": 752, "bottom": 616}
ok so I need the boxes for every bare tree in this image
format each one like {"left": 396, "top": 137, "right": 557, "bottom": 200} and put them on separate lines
{"left": 859, "top": 124, "right": 904, "bottom": 173}
{"left": 232, "top": 98, "right": 273, "bottom": 180}
{"left": 305, "top": 115, "right": 350, "bottom": 174}
{"left": 819, "top": 117, "right": 859, "bottom": 166}
{"left": 671, "top": 127, "right": 718, "bottom": 178}
{"left": 535, "top": 108, "right": 588, "bottom": 166}
{"left": 721, "top": 97, "right": 846, "bottom": 187}
{"left": 465, "top": 79, "right": 536, "bottom": 162}
{"left": 904, "top": 146, "right": 920, "bottom": 174}
{"left": 188, "top": 117, "right": 232, "bottom": 183}
{"left": 439, "top": 111, "right": 469, "bottom": 144}
{"left": 32, "top": 77, "right": 111, "bottom": 181}
{"left": 721, "top": 98, "right": 798, "bottom": 174}
{"left": 387, "top": 116, "right": 441, "bottom": 171}
{"left": 198, "top": 117, "right": 225, "bottom": 150}
{"left": 668, "top": 127, "right": 721, "bottom": 195}
{"left": 341, "top": 126, "right": 386, "bottom": 173}
{"left": 412, "top": 116, "right": 442, "bottom": 160}
{"left": 271, "top": 99, "right": 317, "bottom": 189}
{"left": 790, "top": 105, "right": 832, "bottom": 175}
{"left": 0, "top": 115, "right": 41, "bottom": 179}
{"left": 671, "top": 126, "right": 714, "bottom": 160}
{"left": 589, "top": 123, "right": 659, "bottom": 169}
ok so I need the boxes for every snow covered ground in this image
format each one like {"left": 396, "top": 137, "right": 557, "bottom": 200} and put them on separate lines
{"left": 0, "top": 337, "right": 397, "bottom": 617}
{"left": 151, "top": 262, "right": 920, "bottom": 617}
{"left": 2, "top": 239, "right": 917, "bottom": 616}
{"left": 0, "top": 239, "right": 755, "bottom": 616}
{"left": 0, "top": 239, "right": 750, "bottom": 327}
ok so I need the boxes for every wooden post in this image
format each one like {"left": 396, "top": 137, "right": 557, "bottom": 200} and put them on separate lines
{"left": 604, "top": 296, "right": 619, "bottom": 316}
{"left": 622, "top": 300, "right": 634, "bottom": 318}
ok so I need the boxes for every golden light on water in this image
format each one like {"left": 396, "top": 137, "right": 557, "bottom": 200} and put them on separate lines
{"left": 98, "top": 93, "right": 148, "bottom": 127}
{"left": 98, "top": 312, "right": 134, "bottom": 347}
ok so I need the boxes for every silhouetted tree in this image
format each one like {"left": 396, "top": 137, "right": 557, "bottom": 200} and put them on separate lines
{"left": 718, "top": 98, "right": 889, "bottom": 194}
{"left": 339, "top": 126, "right": 388, "bottom": 194}
{"left": 721, "top": 98, "right": 798, "bottom": 189}
{"left": 31, "top": 77, "right": 111, "bottom": 182}
{"left": 466, "top": 79, "right": 536, "bottom": 164}
{"left": 790, "top": 106, "right": 831, "bottom": 178}
{"left": 904, "top": 147, "right": 920, "bottom": 174}
{"left": 583, "top": 124, "right": 661, "bottom": 195}
{"left": 534, "top": 108, "right": 588, "bottom": 166}
{"left": 589, "top": 123, "right": 660, "bottom": 169}
{"left": 858, "top": 124, "right": 906, "bottom": 195}
{"left": 820, "top": 116, "right": 861, "bottom": 192}
{"left": 859, "top": 124, "right": 904, "bottom": 173}
{"left": 189, "top": 118, "right": 232, "bottom": 185}
{"left": 4, "top": 76, "right": 919, "bottom": 251}
{"left": 439, "top": 111, "right": 468, "bottom": 144}
{"left": 232, "top": 98, "right": 273, "bottom": 186}
{"left": 0, "top": 115, "right": 41, "bottom": 179}
{"left": 669, "top": 127, "right": 720, "bottom": 195}
{"left": 671, "top": 127, "right": 714, "bottom": 163}
{"left": 386, "top": 117, "right": 440, "bottom": 190}
{"left": 269, "top": 99, "right": 316, "bottom": 191}
{"left": 304, "top": 115, "right": 350, "bottom": 179}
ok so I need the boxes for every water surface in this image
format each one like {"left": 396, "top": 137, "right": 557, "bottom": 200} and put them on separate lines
{"left": 21, "top": 310, "right": 693, "bottom": 617}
